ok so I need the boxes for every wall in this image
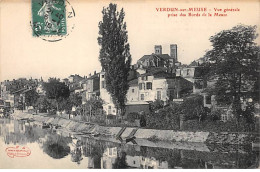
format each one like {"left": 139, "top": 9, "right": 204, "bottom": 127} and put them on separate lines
{"left": 99, "top": 72, "right": 117, "bottom": 115}
{"left": 125, "top": 104, "right": 150, "bottom": 115}
{"left": 11, "top": 112, "right": 258, "bottom": 145}
{"left": 127, "top": 85, "right": 139, "bottom": 102}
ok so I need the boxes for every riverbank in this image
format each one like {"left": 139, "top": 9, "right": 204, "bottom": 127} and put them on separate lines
{"left": 10, "top": 111, "right": 259, "bottom": 145}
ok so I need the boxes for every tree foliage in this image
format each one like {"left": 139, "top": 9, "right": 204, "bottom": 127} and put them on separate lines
{"left": 24, "top": 89, "right": 39, "bottom": 107}
{"left": 35, "top": 96, "right": 54, "bottom": 113}
{"left": 149, "top": 99, "right": 164, "bottom": 112}
{"left": 204, "top": 24, "right": 259, "bottom": 120}
{"left": 78, "top": 98, "right": 104, "bottom": 117}
{"left": 43, "top": 78, "right": 70, "bottom": 100}
{"left": 43, "top": 78, "right": 70, "bottom": 111}
{"left": 181, "top": 95, "right": 208, "bottom": 121}
{"left": 98, "top": 3, "right": 132, "bottom": 114}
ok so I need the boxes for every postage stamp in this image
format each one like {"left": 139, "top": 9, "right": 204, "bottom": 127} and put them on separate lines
{"left": 31, "top": 0, "right": 75, "bottom": 42}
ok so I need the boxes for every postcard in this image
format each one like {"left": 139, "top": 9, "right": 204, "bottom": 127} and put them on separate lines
{"left": 0, "top": 0, "right": 259, "bottom": 169}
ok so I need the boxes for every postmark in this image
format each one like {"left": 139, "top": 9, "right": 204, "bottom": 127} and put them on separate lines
{"left": 5, "top": 145, "right": 31, "bottom": 158}
{"left": 31, "top": 0, "right": 75, "bottom": 42}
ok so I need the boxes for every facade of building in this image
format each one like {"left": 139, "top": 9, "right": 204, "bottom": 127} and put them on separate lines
{"left": 132, "top": 72, "right": 192, "bottom": 103}
{"left": 0, "top": 78, "right": 38, "bottom": 108}
{"left": 137, "top": 44, "right": 178, "bottom": 69}
{"left": 82, "top": 72, "right": 100, "bottom": 104}
{"left": 99, "top": 71, "right": 117, "bottom": 115}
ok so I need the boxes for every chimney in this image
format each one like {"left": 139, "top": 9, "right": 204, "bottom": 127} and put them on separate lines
{"left": 154, "top": 45, "right": 162, "bottom": 55}
{"left": 94, "top": 71, "right": 96, "bottom": 75}
{"left": 89, "top": 73, "right": 91, "bottom": 77}
{"left": 170, "top": 44, "right": 178, "bottom": 62}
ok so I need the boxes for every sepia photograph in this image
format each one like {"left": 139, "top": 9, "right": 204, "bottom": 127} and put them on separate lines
{"left": 0, "top": 0, "right": 259, "bottom": 169}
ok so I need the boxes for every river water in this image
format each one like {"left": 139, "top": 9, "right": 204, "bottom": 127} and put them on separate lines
{"left": 0, "top": 118, "right": 259, "bottom": 169}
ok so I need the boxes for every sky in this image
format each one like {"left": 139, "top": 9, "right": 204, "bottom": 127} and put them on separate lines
{"left": 0, "top": 0, "right": 259, "bottom": 81}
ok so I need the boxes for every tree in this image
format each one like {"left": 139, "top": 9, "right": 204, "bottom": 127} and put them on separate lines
{"left": 98, "top": 3, "right": 132, "bottom": 115}
{"left": 69, "top": 93, "right": 82, "bottom": 107}
{"left": 24, "top": 89, "right": 39, "bottom": 107}
{"left": 58, "top": 93, "right": 82, "bottom": 113}
{"left": 79, "top": 98, "right": 104, "bottom": 117}
{"left": 43, "top": 78, "right": 70, "bottom": 111}
{"left": 181, "top": 95, "right": 207, "bottom": 122}
{"left": 204, "top": 24, "right": 259, "bottom": 124}
{"left": 35, "top": 96, "right": 54, "bottom": 113}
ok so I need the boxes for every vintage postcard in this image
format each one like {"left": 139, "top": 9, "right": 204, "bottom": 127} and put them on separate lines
{"left": 0, "top": 0, "right": 259, "bottom": 169}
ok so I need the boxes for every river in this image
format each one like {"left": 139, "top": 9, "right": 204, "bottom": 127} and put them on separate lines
{"left": 0, "top": 118, "right": 259, "bottom": 169}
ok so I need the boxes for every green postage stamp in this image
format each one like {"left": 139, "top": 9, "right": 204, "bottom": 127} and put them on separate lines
{"left": 31, "top": 0, "right": 75, "bottom": 42}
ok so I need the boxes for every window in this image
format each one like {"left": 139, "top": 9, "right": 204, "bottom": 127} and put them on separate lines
{"left": 139, "top": 83, "right": 142, "bottom": 90}
{"left": 132, "top": 89, "right": 134, "bottom": 93}
{"left": 206, "top": 95, "right": 211, "bottom": 104}
{"left": 146, "top": 82, "right": 152, "bottom": 90}
{"left": 221, "top": 113, "right": 228, "bottom": 122}
{"left": 157, "top": 91, "right": 161, "bottom": 100}
{"left": 101, "top": 81, "right": 105, "bottom": 88}
{"left": 141, "top": 76, "right": 145, "bottom": 80}
{"left": 133, "top": 161, "right": 136, "bottom": 165}
{"left": 143, "top": 83, "right": 146, "bottom": 90}
{"left": 141, "top": 94, "right": 144, "bottom": 100}
{"left": 101, "top": 75, "right": 104, "bottom": 78}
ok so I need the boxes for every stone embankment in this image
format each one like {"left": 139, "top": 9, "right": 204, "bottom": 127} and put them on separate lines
{"left": 11, "top": 111, "right": 258, "bottom": 145}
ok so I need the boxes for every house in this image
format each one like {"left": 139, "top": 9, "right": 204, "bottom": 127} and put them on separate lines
{"left": 12, "top": 87, "right": 36, "bottom": 110}
{"left": 127, "top": 79, "right": 139, "bottom": 102}
{"left": 176, "top": 65, "right": 213, "bottom": 107}
{"left": 66, "top": 74, "right": 84, "bottom": 91}
{"left": 82, "top": 72, "right": 100, "bottom": 104}
{"left": 0, "top": 78, "right": 38, "bottom": 108}
{"left": 99, "top": 71, "right": 117, "bottom": 115}
{"left": 137, "top": 44, "right": 178, "bottom": 69}
{"left": 68, "top": 74, "right": 84, "bottom": 83}
{"left": 136, "top": 71, "right": 193, "bottom": 103}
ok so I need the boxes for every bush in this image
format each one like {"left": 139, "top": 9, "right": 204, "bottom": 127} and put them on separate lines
{"left": 207, "top": 109, "right": 222, "bottom": 121}
{"left": 149, "top": 99, "right": 164, "bottom": 112}
{"left": 126, "top": 112, "right": 139, "bottom": 123}
{"left": 140, "top": 114, "right": 146, "bottom": 127}
{"left": 182, "top": 95, "right": 207, "bottom": 121}
{"left": 182, "top": 118, "right": 256, "bottom": 132}
{"left": 146, "top": 106, "right": 180, "bottom": 130}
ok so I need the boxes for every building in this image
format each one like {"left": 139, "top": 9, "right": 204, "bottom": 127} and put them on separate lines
{"left": 0, "top": 78, "right": 38, "bottom": 108}
{"left": 137, "top": 44, "right": 178, "bottom": 69}
{"left": 136, "top": 71, "right": 192, "bottom": 103}
{"left": 99, "top": 71, "right": 117, "bottom": 115}
{"left": 82, "top": 72, "right": 100, "bottom": 104}
{"left": 68, "top": 74, "right": 84, "bottom": 83}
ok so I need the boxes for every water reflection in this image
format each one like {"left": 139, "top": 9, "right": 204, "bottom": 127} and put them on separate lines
{"left": 0, "top": 119, "right": 259, "bottom": 169}
{"left": 42, "top": 133, "right": 71, "bottom": 159}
